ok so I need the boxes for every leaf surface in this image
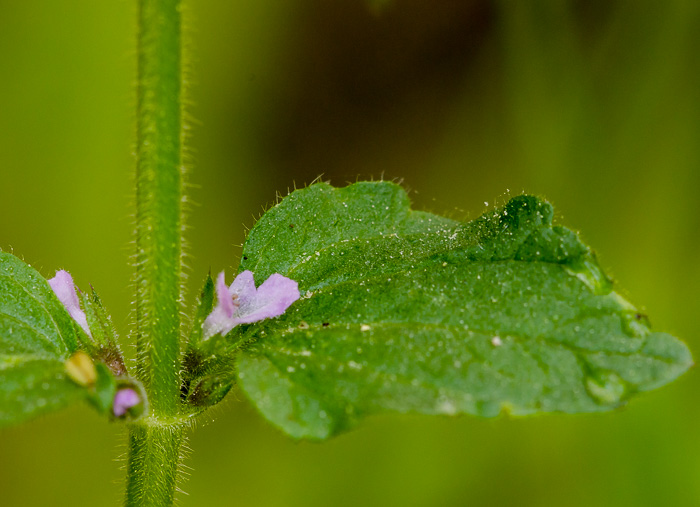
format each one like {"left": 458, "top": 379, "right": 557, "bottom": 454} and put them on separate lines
{"left": 234, "top": 182, "right": 692, "bottom": 439}
{"left": 0, "top": 252, "right": 86, "bottom": 426}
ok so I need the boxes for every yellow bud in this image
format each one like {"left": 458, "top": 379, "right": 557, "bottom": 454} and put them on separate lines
{"left": 64, "top": 351, "right": 97, "bottom": 387}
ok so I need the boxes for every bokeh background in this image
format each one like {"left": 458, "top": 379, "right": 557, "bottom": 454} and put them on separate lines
{"left": 1, "top": 1, "right": 699, "bottom": 505}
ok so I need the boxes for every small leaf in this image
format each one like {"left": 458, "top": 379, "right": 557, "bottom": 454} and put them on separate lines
{"left": 181, "top": 344, "right": 236, "bottom": 412}
{"left": 186, "top": 273, "right": 215, "bottom": 350}
{"left": 0, "top": 252, "right": 86, "bottom": 426}
{"left": 80, "top": 288, "right": 127, "bottom": 376}
{"left": 181, "top": 274, "right": 237, "bottom": 411}
{"left": 88, "top": 362, "right": 117, "bottom": 415}
{"left": 184, "top": 360, "right": 236, "bottom": 409}
{"left": 234, "top": 182, "right": 692, "bottom": 440}
{"left": 80, "top": 288, "right": 118, "bottom": 348}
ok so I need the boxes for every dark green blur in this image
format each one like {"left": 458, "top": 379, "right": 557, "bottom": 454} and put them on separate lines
{"left": 0, "top": 1, "right": 698, "bottom": 505}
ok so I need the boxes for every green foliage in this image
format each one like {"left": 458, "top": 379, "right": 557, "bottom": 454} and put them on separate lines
{"left": 233, "top": 182, "right": 692, "bottom": 439}
{"left": 186, "top": 273, "right": 215, "bottom": 351}
{"left": 0, "top": 252, "right": 144, "bottom": 427}
{"left": 0, "top": 252, "right": 86, "bottom": 426}
{"left": 80, "top": 288, "right": 127, "bottom": 376}
{"left": 89, "top": 362, "right": 118, "bottom": 414}
{"left": 181, "top": 274, "right": 237, "bottom": 410}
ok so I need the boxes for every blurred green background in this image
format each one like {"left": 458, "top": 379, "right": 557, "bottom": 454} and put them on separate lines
{"left": 1, "top": 1, "right": 699, "bottom": 505}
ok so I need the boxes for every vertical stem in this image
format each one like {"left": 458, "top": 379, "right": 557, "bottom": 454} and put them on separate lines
{"left": 126, "top": 0, "right": 184, "bottom": 505}
{"left": 134, "top": 0, "right": 182, "bottom": 416}
{"left": 126, "top": 424, "right": 185, "bottom": 506}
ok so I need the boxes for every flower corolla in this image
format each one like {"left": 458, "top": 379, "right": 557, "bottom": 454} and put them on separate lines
{"left": 48, "top": 270, "right": 92, "bottom": 337}
{"left": 202, "top": 270, "right": 299, "bottom": 339}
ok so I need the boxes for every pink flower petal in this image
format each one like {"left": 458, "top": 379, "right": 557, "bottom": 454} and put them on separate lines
{"left": 229, "top": 270, "right": 257, "bottom": 302}
{"left": 233, "top": 273, "right": 300, "bottom": 324}
{"left": 113, "top": 388, "right": 141, "bottom": 417}
{"left": 215, "top": 271, "right": 237, "bottom": 318}
{"left": 201, "top": 270, "right": 300, "bottom": 339}
{"left": 48, "top": 270, "right": 91, "bottom": 337}
{"left": 202, "top": 272, "right": 239, "bottom": 339}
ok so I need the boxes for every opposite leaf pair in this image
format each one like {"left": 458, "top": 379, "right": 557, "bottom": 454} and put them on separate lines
{"left": 0, "top": 182, "right": 693, "bottom": 442}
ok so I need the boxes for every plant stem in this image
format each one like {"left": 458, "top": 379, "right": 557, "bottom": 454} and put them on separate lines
{"left": 125, "top": 423, "right": 185, "bottom": 506}
{"left": 126, "top": 0, "right": 184, "bottom": 504}
{"left": 134, "top": 0, "right": 183, "bottom": 416}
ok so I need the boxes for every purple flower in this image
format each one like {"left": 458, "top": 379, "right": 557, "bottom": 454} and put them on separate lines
{"left": 48, "top": 270, "right": 92, "bottom": 338}
{"left": 202, "top": 270, "right": 300, "bottom": 339}
{"left": 113, "top": 388, "right": 141, "bottom": 417}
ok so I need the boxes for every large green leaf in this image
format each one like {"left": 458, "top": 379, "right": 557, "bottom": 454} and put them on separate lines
{"left": 234, "top": 182, "right": 692, "bottom": 440}
{"left": 0, "top": 252, "right": 86, "bottom": 426}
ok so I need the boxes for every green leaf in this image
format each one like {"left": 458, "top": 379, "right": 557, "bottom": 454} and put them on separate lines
{"left": 88, "top": 362, "right": 118, "bottom": 415}
{"left": 0, "top": 252, "right": 86, "bottom": 426}
{"left": 80, "top": 287, "right": 127, "bottom": 376}
{"left": 233, "top": 182, "right": 692, "bottom": 440}
{"left": 186, "top": 273, "right": 215, "bottom": 350}
{"left": 181, "top": 274, "right": 237, "bottom": 411}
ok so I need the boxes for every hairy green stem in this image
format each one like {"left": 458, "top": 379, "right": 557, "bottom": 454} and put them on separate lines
{"left": 126, "top": 0, "right": 185, "bottom": 504}
{"left": 134, "top": 0, "right": 183, "bottom": 416}
{"left": 126, "top": 423, "right": 185, "bottom": 506}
